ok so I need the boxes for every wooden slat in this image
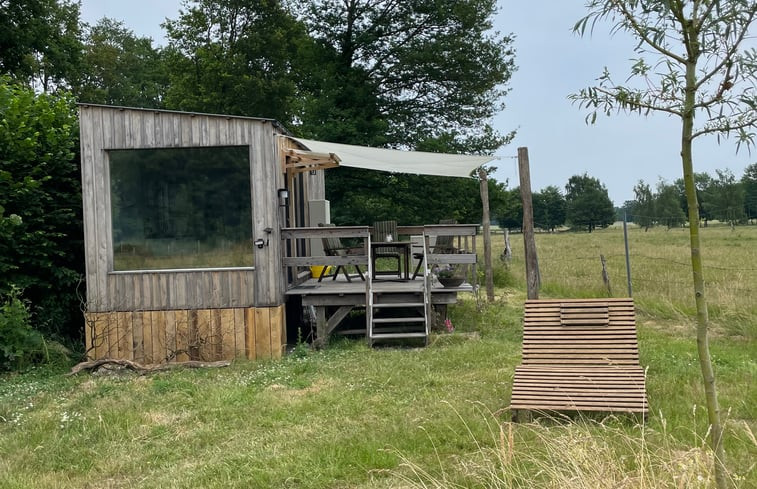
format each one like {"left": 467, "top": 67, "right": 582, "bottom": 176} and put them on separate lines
{"left": 196, "top": 308, "right": 212, "bottom": 361}
{"left": 165, "top": 310, "right": 177, "bottom": 361}
{"left": 221, "top": 308, "right": 236, "bottom": 360}
{"left": 245, "top": 307, "right": 256, "bottom": 359}
{"left": 270, "top": 305, "right": 284, "bottom": 359}
{"left": 255, "top": 308, "right": 272, "bottom": 359}
{"left": 152, "top": 310, "right": 166, "bottom": 363}
{"left": 234, "top": 308, "right": 246, "bottom": 358}
{"left": 174, "top": 309, "right": 190, "bottom": 362}
{"left": 132, "top": 311, "right": 144, "bottom": 363}
{"left": 211, "top": 309, "right": 223, "bottom": 360}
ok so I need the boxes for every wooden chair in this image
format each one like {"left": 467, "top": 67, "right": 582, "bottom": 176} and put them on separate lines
{"left": 318, "top": 223, "right": 365, "bottom": 282}
{"left": 510, "top": 298, "right": 648, "bottom": 420}
{"left": 371, "top": 220, "right": 402, "bottom": 278}
{"left": 411, "top": 219, "right": 458, "bottom": 279}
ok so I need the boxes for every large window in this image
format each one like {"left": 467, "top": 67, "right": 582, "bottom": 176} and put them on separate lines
{"left": 109, "top": 146, "right": 253, "bottom": 271}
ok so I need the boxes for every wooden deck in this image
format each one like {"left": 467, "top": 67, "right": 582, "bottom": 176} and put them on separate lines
{"left": 286, "top": 274, "right": 473, "bottom": 304}
{"left": 282, "top": 224, "right": 479, "bottom": 345}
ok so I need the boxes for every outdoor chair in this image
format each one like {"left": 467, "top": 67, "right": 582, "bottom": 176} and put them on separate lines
{"left": 412, "top": 219, "right": 459, "bottom": 279}
{"left": 318, "top": 223, "right": 365, "bottom": 282}
{"left": 509, "top": 298, "right": 648, "bottom": 420}
{"left": 371, "top": 220, "right": 402, "bottom": 278}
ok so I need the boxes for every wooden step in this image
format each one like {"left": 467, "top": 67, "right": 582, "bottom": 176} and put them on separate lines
{"left": 372, "top": 302, "right": 424, "bottom": 308}
{"left": 372, "top": 317, "right": 425, "bottom": 324}
{"left": 370, "top": 332, "right": 428, "bottom": 339}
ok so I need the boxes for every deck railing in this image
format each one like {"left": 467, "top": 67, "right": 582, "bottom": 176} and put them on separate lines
{"left": 281, "top": 226, "right": 372, "bottom": 286}
{"left": 281, "top": 224, "right": 478, "bottom": 288}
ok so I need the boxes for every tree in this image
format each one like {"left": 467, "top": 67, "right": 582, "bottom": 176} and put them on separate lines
{"left": 571, "top": 2, "right": 757, "bottom": 485}
{"left": 533, "top": 185, "right": 566, "bottom": 232}
{"left": 706, "top": 169, "right": 746, "bottom": 225}
{"left": 0, "top": 78, "right": 82, "bottom": 342}
{"left": 76, "top": 18, "right": 168, "bottom": 108}
{"left": 162, "top": 0, "right": 309, "bottom": 123}
{"left": 742, "top": 163, "right": 757, "bottom": 220}
{"left": 292, "top": 0, "right": 515, "bottom": 150}
{"left": 675, "top": 171, "right": 714, "bottom": 224}
{"left": 631, "top": 180, "right": 655, "bottom": 230}
{"left": 291, "top": 0, "right": 516, "bottom": 225}
{"left": 495, "top": 187, "right": 523, "bottom": 232}
{"left": 564, "top": 174, "right": 615, "bottom": 232}
{"left": 655, "top": 179, "right": 686, "bottom": 228}
{"left": 0, "top": 0, "right": 82, "bottom": 91}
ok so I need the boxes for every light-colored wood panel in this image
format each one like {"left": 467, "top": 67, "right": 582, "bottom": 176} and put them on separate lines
{"left": 220, "top": 308, "right": 235, "bottom": 360}
{"left": 254, "top": 308, "right": 272, "bottom": 359}
{"left": 159, "top": 112, "right": 172, "bottom": 146}
{"left": 174, "top": 272, "right": 187, "bottom": 309}
{"left": 270, "top": 305, "right": 284, "bottom": 359}
{"left": 116, "top": 311, "right": 132, "bottom": 360}
{"left": 152, "top": 310, "right": 166, "bottom": 363}
{"left": 233, "top": 308, "right": 246, "bottom": 358}
{"left": 210, "top": 309, "right": 223, "bottom": 360}
{"left": 188, "top": 309, "right": 200, "bottom": 360}
{"left": 142, "top": 310, "right": 153, "bottom": 363}
{"left": 245, "top": 308, "right": 256, "bottom": 359}
{"left": 132, "top": 311, "right": 145, "bottom": 363}
{"left": 84, "top": 312, "right": 93, "bottom": 360}
{"left": 79, "top": 108, "right": 100, "bottom": 307}
{"left": 106, "top": 310, "right": 119, "bottom": 358}
{"left": 196, "top": 308, "right": 212, "bottom": 361}
{"left": 142, "top": 274, "right": 153, "bottom": 311}
{"left": 207, "top": 116, "right": 220, "bottom": 145}
{"left": 94, "top": 109, "right": 110, "bottom": 308}
{"left": 165, "top": 310, "right": 177, "bottom": 361}
{"left": 174, "top": 309, "right": 190, "bottom": 362}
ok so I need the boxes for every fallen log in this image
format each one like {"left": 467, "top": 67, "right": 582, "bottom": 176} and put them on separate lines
{"left": 67, "top": 358, "right": 231, "bottom": 376}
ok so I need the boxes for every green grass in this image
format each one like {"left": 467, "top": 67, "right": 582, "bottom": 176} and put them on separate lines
{"left": 1, "top": 225, "right": 755, "bottom": 488}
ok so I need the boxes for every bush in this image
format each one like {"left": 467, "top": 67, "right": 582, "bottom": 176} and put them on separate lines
{"left": 0, "top": 288, "right": 46, "bottom": 371}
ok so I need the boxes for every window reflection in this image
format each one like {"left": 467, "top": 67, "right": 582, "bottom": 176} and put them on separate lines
{"left": 109, "top": 146, "right": 253, "bottom": 270}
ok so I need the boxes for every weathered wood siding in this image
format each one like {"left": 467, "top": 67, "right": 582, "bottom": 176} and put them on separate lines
{"left": 84, "top": 305, "right": 286, "bottom": 362}
{"left": 79, "top": 105, "right": 288, "bottom": 312}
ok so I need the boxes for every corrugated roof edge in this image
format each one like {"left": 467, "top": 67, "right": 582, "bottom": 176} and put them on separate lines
{"left": 76, "top": 103, "right": 291, "bottom": 135}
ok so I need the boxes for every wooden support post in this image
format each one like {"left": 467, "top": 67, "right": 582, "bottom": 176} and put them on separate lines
{"left": 478, "top": 168, "right": 494, "bottom": 302}
{"left": 314, "top": 306, "right": 327, "bottom": 349}
{"left": 501, "top": 229, "right": 512, "bottom": 265}
{"left": 518, "top": 147, "right": 539, "bottom": 300}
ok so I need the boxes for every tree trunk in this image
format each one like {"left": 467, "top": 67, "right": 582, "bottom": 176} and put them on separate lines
{"left": 682, "top": 57, "right": 728, "bottom": 489}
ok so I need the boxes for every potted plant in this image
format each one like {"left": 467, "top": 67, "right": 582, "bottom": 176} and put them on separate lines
{"left": 435, "top": 265, "right": 464, "bottom": 287}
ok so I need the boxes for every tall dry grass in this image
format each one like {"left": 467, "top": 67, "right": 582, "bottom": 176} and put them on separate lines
{"left": 395, "top": 405, "right": 756, "bottom": 488}
{"left": 489, "top": 225, "right": 757, "bottom": 338}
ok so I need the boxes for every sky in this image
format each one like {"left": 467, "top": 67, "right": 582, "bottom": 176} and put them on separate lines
{"left": 78, "top": 0, "right": 755, "bottom": 205}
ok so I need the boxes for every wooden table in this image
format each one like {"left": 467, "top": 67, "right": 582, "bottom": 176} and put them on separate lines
{"left": 370, "top": 241, "right": 412, "bottom": 280}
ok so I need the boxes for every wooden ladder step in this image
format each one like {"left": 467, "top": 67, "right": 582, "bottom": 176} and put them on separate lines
{"left": 370, "top": 332, "right": 428, "bottom": 339}
{"left": 372, "top": 317, "right": 426, "bottom": 324}
{"left": 372, "top": 302, "right": 424, "bottom": 308}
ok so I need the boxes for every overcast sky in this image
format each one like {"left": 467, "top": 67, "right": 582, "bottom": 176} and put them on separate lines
{"left": 79, "top": 0, "right": 755, "bottom": 205}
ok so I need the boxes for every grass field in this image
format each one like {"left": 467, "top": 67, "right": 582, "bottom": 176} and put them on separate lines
{"left": 1, "top": 225, "right": 755, "bottom": 488}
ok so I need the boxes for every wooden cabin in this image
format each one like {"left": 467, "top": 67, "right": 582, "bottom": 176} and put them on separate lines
{"left": 79, "top": 105, "right": 489, "bottom": 363}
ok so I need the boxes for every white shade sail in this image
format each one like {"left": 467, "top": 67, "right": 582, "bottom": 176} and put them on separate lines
{"left": 286, "top": 136, "right": 496, "bottom": 178}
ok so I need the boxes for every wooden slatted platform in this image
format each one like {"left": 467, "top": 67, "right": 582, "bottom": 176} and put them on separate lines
{"left": 510, "top": 298, "right": 648, "bottom": 417}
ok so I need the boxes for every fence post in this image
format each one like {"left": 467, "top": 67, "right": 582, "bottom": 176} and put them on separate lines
{"left": 623, "top": 210, "right": 633, "bottom": 297}
{"left": 518, "top": 147, "right": 540, "bottom": 299}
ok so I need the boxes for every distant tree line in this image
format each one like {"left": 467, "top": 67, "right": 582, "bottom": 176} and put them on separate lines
{"left": 496, "top": 174, "right": 615, "bottom": 233}
{"left": 623, "top": 165, "right": 757, "bottom": 229}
